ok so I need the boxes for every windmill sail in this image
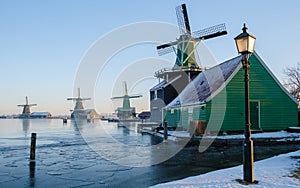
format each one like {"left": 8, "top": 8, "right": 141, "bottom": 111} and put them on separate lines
{"left": 156, "top": 3, "right": 227, "bottom": 70}
{"left": 193, "top": 23, "right": 227, "bottom": 40}
{"left": 176, "top": 4, "right": 191, "bottom": 34}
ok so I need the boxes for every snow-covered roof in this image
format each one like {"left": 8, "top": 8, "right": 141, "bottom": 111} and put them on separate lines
{"left": 150, "top": 80, "right": 167, "bottom": 92}
{"left": 30, "top": 112, "right": 51, "bottom": 116}
{"left": 82, "top": 109, "right": 96, "bottom": 115}
{"left": 166, "top": 55, "right": 244, "bottom": 108}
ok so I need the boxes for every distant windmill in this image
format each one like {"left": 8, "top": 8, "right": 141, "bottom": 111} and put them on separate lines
{"left": 111, "top": 81, "right": 142, "bottom": 120}
{"left": 67, "top": 88, "right": 91, "bottom": 112}
{"left": 156, "top": 4, "right": 227, "bottom": 70}
{"left": 17, "top": 96, "right": 37, "bottom": 118}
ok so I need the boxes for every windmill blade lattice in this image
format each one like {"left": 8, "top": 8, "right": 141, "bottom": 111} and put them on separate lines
{"left": 157, "top": 45, "right": 176, "bottom": 56}
{"left": 193, "top": 23, "right": 227, "bottom": 40}
{"left": 176, "top": 4, "right": 186, "bottom": 34}
{"left": 176, "top": 4, "right": 191, "bottom": 34}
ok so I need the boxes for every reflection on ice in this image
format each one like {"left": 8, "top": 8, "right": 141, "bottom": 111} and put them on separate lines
{"left": 22, "top": 119, "right": 30, "bottom": 137}
{"left": 77, "top": 120, "right": 188, "bottom": 167}
{"left": 1, "top": 119, "right": 183, "bottom": 168}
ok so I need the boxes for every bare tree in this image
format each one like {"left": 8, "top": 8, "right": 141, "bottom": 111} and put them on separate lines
{"left": 283, "top": 62, "right": 300, "bottom": 101}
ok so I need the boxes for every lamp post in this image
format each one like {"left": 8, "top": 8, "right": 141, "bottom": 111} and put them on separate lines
{"left": 234, "top": 24, "right": 256, "bottom": 183}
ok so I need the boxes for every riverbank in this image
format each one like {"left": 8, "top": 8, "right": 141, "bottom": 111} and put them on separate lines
{"left": 138, "top": 124, "right": 300, "bottom": 147}
{"left": 151, "top": 149, "right": 300, "bottom": 187}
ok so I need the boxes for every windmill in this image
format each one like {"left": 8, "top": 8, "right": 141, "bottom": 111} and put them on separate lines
{"left": 67, "top": 88, "right": 91, "bottom": 119}
{"left": 156, "top": 4, "right": 227, "bottom": 70}
{"left": 17, "top": 96, "right": 37, "bottom": 118}
{"left": 111, "top": 81, "right": 142, "bottom": 121}
{"left": 150, "top": 4, "right": 228, "bottom": 123}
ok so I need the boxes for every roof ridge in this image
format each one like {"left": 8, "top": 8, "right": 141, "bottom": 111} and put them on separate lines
{"left": 166, "top": 55, "right": 244, "bottom": 108}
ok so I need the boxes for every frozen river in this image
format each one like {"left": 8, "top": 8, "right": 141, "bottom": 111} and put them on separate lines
{"left": 0, "top": 119, "right": 300, "bottom": 187}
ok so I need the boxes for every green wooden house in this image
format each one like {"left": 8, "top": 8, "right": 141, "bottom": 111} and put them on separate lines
{"left": 163, "top": 52, "right": 298, "bottom": 133}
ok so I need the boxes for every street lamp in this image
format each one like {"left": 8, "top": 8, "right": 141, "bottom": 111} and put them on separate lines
{"left": 234, "top": 23, "right": 256, "bottom": 183}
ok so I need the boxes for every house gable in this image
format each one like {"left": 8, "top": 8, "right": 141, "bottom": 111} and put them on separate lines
{"left": 164, "top": 52, "right": 298, "bottom": 132}
{"left": 206, "top": 53, "right": 298, "bottom": 131}
{"left": 248, "top": 53, "right": 297, "bottom": 130}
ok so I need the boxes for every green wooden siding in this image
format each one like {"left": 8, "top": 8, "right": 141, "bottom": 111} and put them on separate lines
{"left": 163, "top": 104, "right": 206, "bottom": 129}
{"left": 206, "top": 54, "right": 297, "bottom": 131}
{"left": 247, "top": 55, "right": 297, "bottom": 130}
{"left": 250, "top": 101, "right": 260, "bottom": 130}
{"left": 163, "top": 54, "right": 298, "bottom": 131}
{"left": 206, "top": 68, "right": 245, "bottom": 131}
{"left": 193, "top": 105, "right": 206, "bottom": 120}
{"left": 163, "top": 108, "right": 181, "bottom": 127}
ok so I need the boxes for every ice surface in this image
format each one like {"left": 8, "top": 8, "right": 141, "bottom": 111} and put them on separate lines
{"left": 1, "top": 119, "right": 299, "bottom": 187}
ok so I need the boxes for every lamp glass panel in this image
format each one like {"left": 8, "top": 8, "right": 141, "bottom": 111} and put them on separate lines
{"left": 236, "top": 38, "right": 248, "bottom": 53}
{"left": 247, "top": 36, "right": 256, "bottom": 53}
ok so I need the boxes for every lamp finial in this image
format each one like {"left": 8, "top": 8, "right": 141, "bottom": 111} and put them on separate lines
{"left": 242, "top": 23, "right": 248, "bottom": 33}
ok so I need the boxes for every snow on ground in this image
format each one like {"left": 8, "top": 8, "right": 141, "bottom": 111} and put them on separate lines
{"left": 156, "top": 130, "right": 300, "bottom": 141}
{"left": 215, "top": 131, "right": 300, "bottom": 140}
{"left": 151, "top": 150, "right": 300, "bottom": 188}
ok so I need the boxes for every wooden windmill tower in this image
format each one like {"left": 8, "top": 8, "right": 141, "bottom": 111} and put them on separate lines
{"left": 150, "top": 3, "right": 228, "bottom": 123}
{"left": 67, "top": 88, "right": 91, "bottom": 119}
{"left": 111, "top": 81, "right": 142, "bottom": 121}
{"left": 17, "top": 96, "right": 37, "bottom": 118}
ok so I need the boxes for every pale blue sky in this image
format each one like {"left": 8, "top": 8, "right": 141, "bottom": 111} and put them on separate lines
{"left": 1, "top": 0, "right": 300, "bottom": 115}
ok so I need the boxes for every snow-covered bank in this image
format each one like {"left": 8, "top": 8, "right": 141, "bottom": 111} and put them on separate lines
{"left": 152, "top": 129, "right": 300, "bottom": 142}
{"left": 151, "top": 150, "right": 300, "bottom": 188}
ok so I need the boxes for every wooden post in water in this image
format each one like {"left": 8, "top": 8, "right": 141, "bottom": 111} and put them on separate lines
{"left": 163, "top": 121, "right": 168, "bottom": 140}
{"left": 29, "top": 160, "right": 36, "bottom": 179}
{"left": 30, "top": 133, "right": 37, "bottom": 161}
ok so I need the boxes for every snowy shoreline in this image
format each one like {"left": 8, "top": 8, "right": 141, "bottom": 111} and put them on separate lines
{"left": 151, "top": 150, "right": 300, "bottom": 188}
{"left": 146, "top": 128, "right": 300, "bottom": 143}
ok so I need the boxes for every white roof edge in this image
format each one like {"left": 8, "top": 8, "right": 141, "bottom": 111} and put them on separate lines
{"left": 163, "top": 102, "right": 206, "bottom": 109}
{"left": 206, "top": 62, "right": 243, "bottom": 102}
{"left": 253, "top": 51, "right": 298, "bottom": 104}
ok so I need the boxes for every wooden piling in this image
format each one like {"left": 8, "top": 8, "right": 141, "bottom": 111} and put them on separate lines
{"left": 30, "top": 133, "right": 36, "bottom": 161}
{"left": 29, "top": 160, "right": 36, "bottom": 176}
{"left": 164, "top": 121, "right": 168, "bottom": 140}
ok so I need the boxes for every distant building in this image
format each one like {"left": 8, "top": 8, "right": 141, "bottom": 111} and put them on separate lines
{"left": 67, "top": 88, "right": 100, "bottom": 120}
{"left": 30, "top": 112, "right": 52, "bottom": 119}
{"left": 163, "top": 53, "right": 298, "bottom": 133}
{"left": 71, "top": 109, "right": 100, "bottom": 120}
{"left": 138, "top": 111, "right": 151, "bottom": 120}
{"left": 16, "top": 96, "right": 52, "bottom": 119}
